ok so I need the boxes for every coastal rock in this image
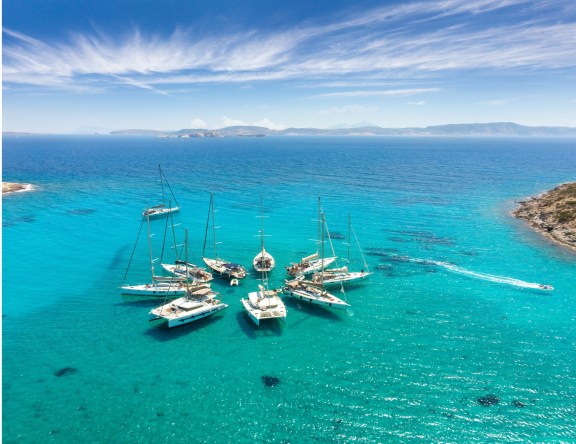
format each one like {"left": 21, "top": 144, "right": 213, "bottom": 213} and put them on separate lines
{"left": 514, "top": 183, "right": 576, "bottom": 252}
{"left": 478, "top": 395, "right": 499, "bottom": 406}
{"left": 261, "top": 375, "right": 280, "bottom": 387}
{"left": 2, "top": 182, "right": 33, "bottom": 194}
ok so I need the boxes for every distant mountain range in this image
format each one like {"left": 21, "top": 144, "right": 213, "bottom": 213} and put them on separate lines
{"left": 108, "top": 122, "right": 576, "bottom": 137}
{"left": 4, "top": 122, "right": 576, "bottom": 137}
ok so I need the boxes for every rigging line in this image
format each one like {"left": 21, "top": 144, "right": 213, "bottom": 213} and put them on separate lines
{"left": 121, "top": 218, "right": 146, "bottom": 287}
{"left": 202, "top": 194, "right": 212, "bottom": 257}
{"left": 160, "top": 165, "right": 180, "bottom": 207}
{"left": 351, "top": 225, "right": 369, "bottom": 272}
{"left": 159, "top": 201, "right": 170, "bottom": 263}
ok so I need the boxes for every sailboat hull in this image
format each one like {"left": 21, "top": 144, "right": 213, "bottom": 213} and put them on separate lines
{"left": 121, "top": 284, "right": 186, "bottom": 297}
{"left": 143, "top": 206, "right": 180, "bottom": 219}
{"left": 282, "top": 286, "right": 349, "bottom": 310}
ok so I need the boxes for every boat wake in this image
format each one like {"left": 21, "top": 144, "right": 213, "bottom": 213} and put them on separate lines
{"left": 410, "top": 258, "right": 553, "bottom": 291}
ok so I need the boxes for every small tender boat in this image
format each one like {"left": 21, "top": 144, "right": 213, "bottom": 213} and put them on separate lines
{"left": 242, "top": 284, "right": 286, "bottom": 326}
{"left": 230, "top": 279, "right": 239, "bottom": 286}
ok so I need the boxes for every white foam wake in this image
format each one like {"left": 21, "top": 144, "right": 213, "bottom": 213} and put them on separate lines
{"left": 411, "top": 258, "right": 553, "bottom": 291}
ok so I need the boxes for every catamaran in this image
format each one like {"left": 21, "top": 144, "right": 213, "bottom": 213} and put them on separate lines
{"left": 242, "top": 283, "right": 286, "bottom": 326}
{"left": 285, "top": 197, "right": 336, "bottom": 276}
{"left": 202, "top": 193, "right": 247, "bottom": 280}
{"left": 143, "top": 165, "right": 180, "bottom": 219}
{"left": 282, "top": 212, "right": 350, "bottom": 310}
{"left": 253, "top": 195, "right": 276, "bottom": 272}
{"left": 149, "top": 283, "right": 228, "bottom": 328}
{"left": 311, "top": 214, "right": 372, "bottom": 287}
{"left": 121, "top": 214, "right": 187, "bottom": 297}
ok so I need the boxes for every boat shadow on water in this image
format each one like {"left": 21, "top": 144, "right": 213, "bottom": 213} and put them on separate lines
{"left": 235, "top": 311, "right": 285, "bottom": 338}
{"left": 282, "top": 297, "right": 346, "bottom": 323}
{"left": 144, "top": 313, "right": 226, "bottom": 342}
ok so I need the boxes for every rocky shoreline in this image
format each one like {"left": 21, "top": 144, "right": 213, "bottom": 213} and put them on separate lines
{"left": 2, "top": 182, "right": 34, "bottom": 194}
{"left": 514, "top": 182, "right": 576, "bottom": 252}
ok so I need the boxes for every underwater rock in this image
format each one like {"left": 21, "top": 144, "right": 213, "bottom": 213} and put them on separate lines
{"left": 261, "top": 375, "right": 280, "bottom": 387}
{"left": 54, "top": 367, "right": 77, "bottom": 377}
{"left": 328, "top": 232, "right": 345, "bottom": 240}
{"left": 478, "top": 395, "right": 499, "bottom": 406}
{"left": 68, "top": 208, "right": 96, "bottom": 215}
{"left": 513, "top": 400, "right": 525, "bottom": 408}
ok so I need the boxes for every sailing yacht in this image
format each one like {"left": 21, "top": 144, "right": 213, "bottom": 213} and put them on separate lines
{"left": 121, "top": 214, "right": 187, "bottom": 297}
{"left": 311, "top": 214, "right": 372, "bottom": 287}
{"left": 285, "top": 197, "right": 336, "bottom": 277}
{"left": 161, "top": 228, "right": 213, "bottom": 283}
{"left": 282, "top": 213, "right": 350, "bottom": 310}
{"left": 143, "top": 165, "right": 180, "bottom": 219}
{"left": 149, "top": 283, "right": 228, "bottom": 328}
{"left": 202, "top": 194, "right": 247, "bottom": 280}
{"left": 253, "top": 195, "right": 276, "bottom": 272}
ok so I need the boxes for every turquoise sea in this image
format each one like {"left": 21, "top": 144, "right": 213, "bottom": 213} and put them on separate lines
{"left": 3, "top": 135, "right": 576, "bottom": 442}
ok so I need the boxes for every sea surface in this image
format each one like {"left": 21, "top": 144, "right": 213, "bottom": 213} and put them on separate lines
{"left": 3, "top": 135, "right": 576, "bottom": 443}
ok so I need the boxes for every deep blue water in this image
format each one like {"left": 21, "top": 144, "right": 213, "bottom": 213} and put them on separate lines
{"left": 3, "top": 135, "right": 576, "bottom": 442}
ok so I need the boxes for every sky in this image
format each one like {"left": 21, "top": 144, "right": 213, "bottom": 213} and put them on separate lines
{"left": 3, "top": 0, "right": 576, "bottom": 133}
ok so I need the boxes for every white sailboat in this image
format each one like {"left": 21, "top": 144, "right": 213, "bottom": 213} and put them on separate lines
{"left": 161, "top": 228, "right": 213, "bottom": 283}
{"left": 149, "top": 283, "right": 228, "bottom": 328}
{"left": 311, "top": 214, "right": 372, "bottom": 287}
{"left": 143, "top": 165, "right": 180, "bottom": 219}
{"left": 282, "top": 212, "right": 350, "bottom": 310}
{"left": 285, "top": 197, "right": 336, "bottom": 277}
{"left": 253, "top": 195, "right": 276, "bottom": 272}
{"left": 202, "top": 193, "right": 247, "bottom": 280}
{"left": 121, "top": 214, "right": 187, "bottom": 297}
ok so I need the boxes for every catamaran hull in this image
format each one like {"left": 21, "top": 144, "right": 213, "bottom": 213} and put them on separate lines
{"left": 241, "top": 299, "right": 286, "bottom": 326}
{"left": 149, "top": 303, "right": 228, "bottom": 328}
{"left": 282, "top": 287, "right": 349, "bottom": 310}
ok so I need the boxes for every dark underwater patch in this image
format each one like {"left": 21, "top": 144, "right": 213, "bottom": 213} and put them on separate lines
{"left": 513, "top": 400, "right": 525, "bottom": 408}
{"left": 328, "top": 231, "right": 345, "bottom": 240}
{"left": 54, "top": 367, "right": 77, "bottom": 377}
{"left": 68, "top": 208, "right": 96, "bottom": 215}
{"left": 478, "top": 395, "right": 499, "bottom": 406}
{"left": 261, "top": 375, "right": 280, "bottom": 387}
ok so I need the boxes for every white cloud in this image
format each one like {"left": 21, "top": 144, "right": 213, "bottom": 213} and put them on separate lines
{"left": 314, "top": 88, "right": 441, "bottom": 99}
{"left": 221, "top": 116, "right": 286, "bottom": 130}
{"left": 407, "top": 101, "right": 426, "bottom": 106}
{"left": 190, "top": 118, "right": 208, "bottom": 128}
{"left": 319, "top": 104, "right": 378, "bottom": 115}
{"left": 3, "top": 0, "right": 576, "bottom": 93}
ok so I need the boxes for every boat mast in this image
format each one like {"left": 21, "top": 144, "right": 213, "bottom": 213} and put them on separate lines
{"left": 202, "top": 194, "right": 211, "bottom": 258}
{"left": 211, "top": 194, "right": 218, "bottom": 259}
{"left": 158, "top": 164, "right": 166, "bottom": 205}
{"left": 321, "top": 212, "right": 325, "bottom": 292}
{"left": 348, "top": 213, "right": 351, "bottom": 263}
{"left": 146, "top": 212, "right": 155, "bottom": 281}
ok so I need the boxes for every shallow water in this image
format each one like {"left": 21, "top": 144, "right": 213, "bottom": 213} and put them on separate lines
{"left": 3, "top": 135, "right": 576, "bottom": 442}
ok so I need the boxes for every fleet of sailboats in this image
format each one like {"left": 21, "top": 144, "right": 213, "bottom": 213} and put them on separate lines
{"left": 125, "top": 185, "right": 372, "bottom": 329}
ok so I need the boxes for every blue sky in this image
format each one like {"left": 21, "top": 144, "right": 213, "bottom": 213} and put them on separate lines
{"left": 3, "top": 0, "right": 576, "bottom": 133}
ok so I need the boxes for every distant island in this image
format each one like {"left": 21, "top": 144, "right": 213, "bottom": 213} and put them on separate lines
{"left": 3, "top": 122, "right": 576, "bottom": 137}
{"left": 107, "top": 122, "right": 576, "bottom": 137}
{"left": 514, "top": 183, "right": 576, "bottom": 252}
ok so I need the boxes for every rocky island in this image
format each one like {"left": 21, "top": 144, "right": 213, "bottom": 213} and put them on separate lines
{"left": 514, "top": 183, "right": 576, "bottom": 252}
{"left": 2, "top": 182, "right": 34, "bottom": 194}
